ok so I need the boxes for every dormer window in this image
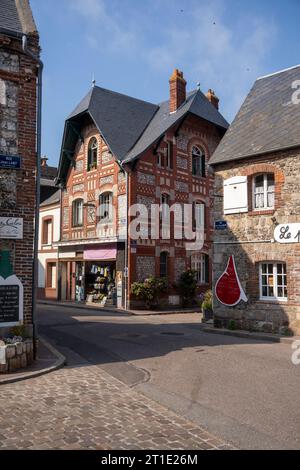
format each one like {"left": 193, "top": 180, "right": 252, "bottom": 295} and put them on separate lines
{"left": 87, "top": 137, "right": 98, "bottom": 171}
{"left": 192, "top": 146, "right": 205, "bottom": 177}
{"left": 253, "top": 174, "right": 275, "bottom": 210}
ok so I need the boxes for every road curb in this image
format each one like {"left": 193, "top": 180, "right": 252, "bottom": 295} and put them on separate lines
{"left": 199, "top": 325, "right": 298, "bottom": 344}
{"left": 37, "top": 300, "right": 201, "bottom": 316}
{"left": 0, "top": 336, "right": 66, "bottom": 385}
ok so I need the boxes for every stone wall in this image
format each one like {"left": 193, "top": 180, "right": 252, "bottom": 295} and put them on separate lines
{"left": 213, "top": 148, "right": 300, "bottom": 334}
{"left": 0, "top": 339, "right": 34, "bottom": 374}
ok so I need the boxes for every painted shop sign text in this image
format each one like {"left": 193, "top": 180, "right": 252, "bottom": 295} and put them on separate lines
{"left": 0, "top": 217, "right": 23, "bottom": 239}
{"left": 274, "top": 224, "right": 300, "bottom": 243}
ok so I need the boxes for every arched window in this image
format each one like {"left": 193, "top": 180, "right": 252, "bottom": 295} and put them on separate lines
{"left": 87, "top": 137, "right": 98, "bottom": 171}
{"left": 192, "top": 146, "right": 205, "bottom": 177}
{"left": 72, "top": 199, "right": 83, "bottom": 227}
{"left": 99, "top": 192, "right": 113, "bottom": 222}
{"left": 191, "top": 253, "right": 209, "bottom": 284}
{"left": 253, "top": 173, "right": 275, "bottom": 210}
{"left": 160, "top": 252, "right": 168, "bottom": 278}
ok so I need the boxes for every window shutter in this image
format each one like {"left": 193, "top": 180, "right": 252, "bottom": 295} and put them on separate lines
{"left": 205, "top": 254, "right": 209, "bottom": 283}
{"left": 223, "top": 176, "right": 248, "bottom": 214}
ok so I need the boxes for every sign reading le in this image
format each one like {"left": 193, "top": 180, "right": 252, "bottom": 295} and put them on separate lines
{"left": 0, "top": 217, "right": 23, "bottom": 240}
{"left": 274, "top": 224, "right": 300, "bottom": 243}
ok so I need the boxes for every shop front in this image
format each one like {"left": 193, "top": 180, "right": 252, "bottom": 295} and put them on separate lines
{"left": 58, "top": 243, "right": 125, "bottom": 308}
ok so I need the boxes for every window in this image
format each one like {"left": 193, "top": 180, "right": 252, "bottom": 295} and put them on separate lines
{"left": 160, "top": 193, "right": 170, "bottom": 220}
{"left": 42, "top": 218, "right": 52, "bottom": 245}
{"left": 160, "top": 252, "right": 168, "bottom": 278}
{"left": 253, "top": 174, "right": 275, "bottom": 210}
{"left": 259, "top": 262, "right": 287, "bottom": 300}
{"left": 166, "top": 141, "right": 173, "bottom": 169}
{"left": 191, "top": 253, "right": 209, "bottom": 284}
{"left": 192, "top": 202, "right": 205, "bottom": 231}
{"left": 87, "top": 137, "right": 98, "bottom": 171}
{"left": 72, "top": 199, "right": 83, "bottom": 227}
{"left": 99, "top": 192, "right": 113, "bottom": 222}
{"left": 192, "top": 146, "right": 205, "bottom": 177}
{"left": 46, "top": 262, "right": 57, "bottom": 289}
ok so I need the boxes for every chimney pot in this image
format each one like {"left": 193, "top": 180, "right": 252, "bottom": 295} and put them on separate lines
{"left": 169, "top": 69, "right": 187, "bottom": 113}
{"left": 206, "top": 89, "right": 219, "bottom": 110}
{"left": 41, "top": 156, "right": 48, "bottom": 167}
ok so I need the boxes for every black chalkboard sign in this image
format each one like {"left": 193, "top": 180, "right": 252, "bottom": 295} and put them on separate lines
{"left": 0, "top": 285, "right": 19, "bottom": 323}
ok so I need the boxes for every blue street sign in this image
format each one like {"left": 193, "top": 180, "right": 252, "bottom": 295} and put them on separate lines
{"left": 215, "top": 220, "right": 228, "bottom": 230}
{"left": 0, "top": 154, "right": 21, "bottom": 169}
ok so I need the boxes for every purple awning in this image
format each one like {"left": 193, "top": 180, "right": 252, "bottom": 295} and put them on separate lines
{"left": 83, "top": 244, "right": 117, "bottom": 261}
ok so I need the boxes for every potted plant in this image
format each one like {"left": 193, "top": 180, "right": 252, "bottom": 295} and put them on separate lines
{"left": 201, "top": 290, "right": 213, "bottom": 322}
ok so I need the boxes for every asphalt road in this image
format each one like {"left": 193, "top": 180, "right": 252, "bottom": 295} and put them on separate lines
{"left": 37, "top": 304, "right": 300, "bottom": 450}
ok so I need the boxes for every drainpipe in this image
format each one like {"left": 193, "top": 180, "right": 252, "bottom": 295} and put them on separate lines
{"left": 22, "top": 35, "right": 43, "bottom": 360}
{"left": 124, "top": 170, "right": 130, "bottom": 310}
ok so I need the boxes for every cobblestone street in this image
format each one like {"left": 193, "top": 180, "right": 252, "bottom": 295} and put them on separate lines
{"left": 0, "top": 364, "right": 233, "bottom": 450}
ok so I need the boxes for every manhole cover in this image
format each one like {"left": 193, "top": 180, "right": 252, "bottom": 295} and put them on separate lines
{"left": 160, "top": 332, "right": 185, "bottom": 336}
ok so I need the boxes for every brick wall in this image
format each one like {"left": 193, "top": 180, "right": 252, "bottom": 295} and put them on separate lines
{"left": 213, "top": 147, "right": 300, "bottom": 334}
{"left": 0, "top": 32, "right": 39, "bottom": 328}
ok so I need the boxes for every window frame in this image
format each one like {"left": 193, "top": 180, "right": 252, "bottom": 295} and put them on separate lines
{"left": 259, "top": 262, "right": 287, "bottom": 301}
{"left": 192, "top": 146, "right": 205, "bottom": 178}
{"left": 72, "top": 199, "right": 84, "bottom": 227}
{"left": 253, "top": 173, "right": 275, "bottom": 211}
{"left": 87, "top": 137, "right": 98, "bottom": 171}
{"left": 166, "top": 141, "right": 173, "bottom": 169}
{"left": 191, "top": 253, "right": 209, "bottom": 285}
{"left": 42, "top": 216, "right": 53, "bottom": 246}
{"left": 99, "top": 192, "right": 113, "bottom": 223}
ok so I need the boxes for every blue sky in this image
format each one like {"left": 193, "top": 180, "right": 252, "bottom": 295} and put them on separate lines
{"left": 30, "top": 0, "right": 300, "bottom": 167}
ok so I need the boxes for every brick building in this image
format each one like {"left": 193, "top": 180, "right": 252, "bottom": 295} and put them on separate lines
{"left": 0, "top": 0, "right": 40, "bottom": 333}
{"left": 56, "top": 70, "right": 228, "bottom": 308}
{"left": 210, "top": 65, "right": 300, "bottom": 335}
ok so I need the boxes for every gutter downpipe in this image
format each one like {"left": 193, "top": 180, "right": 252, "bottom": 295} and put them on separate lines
{"left": 124, "top": 170, "right": 129, "bottom": 310}
{"left": 22, "top": 34, "right": 43, "bottom": 360}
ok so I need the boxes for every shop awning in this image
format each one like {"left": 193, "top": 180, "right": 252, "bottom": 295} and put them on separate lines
{"left": 83, "top": 244, "right": 117, "bottom": 261}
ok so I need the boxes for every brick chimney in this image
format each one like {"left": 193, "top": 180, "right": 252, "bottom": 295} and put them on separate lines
{"left": 206, "top": 89, "right": 219, "bottom": 110}
{"left": 169, "top": 69, "right": 186, "bottom": 113}
{"left": 41, "top": 156, "right": 48, "bottom": 167}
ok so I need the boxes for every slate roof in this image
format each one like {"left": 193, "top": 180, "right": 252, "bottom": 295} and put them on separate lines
{"left": 210, "top": 64, "right": 300, "bottom": 166}
{"left": 41, "top": 164, "right": 58, "bottom": 181}
{"left": 0, "top": 0, "right": 37, "bottom": 35}
{"left": 57, "top": 84, "right": 228, "bottom": 183}
{"left": 40, "top": 189, "right": 60, "bottom": 207}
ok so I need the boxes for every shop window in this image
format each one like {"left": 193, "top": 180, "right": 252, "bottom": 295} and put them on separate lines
{"left": 259, "top": 262, "right": 287, "bottom": 300}
{"left": 191, "top": 253, "right": 209, "bottom": 284}
{"left": 192, "top": 146, "right": 205, "bottom": 177}
{"left": 72, "top": 199, "right": 83, "bottom": 227}
{"left": 42, "top": 218, "right": 52, "bottom": 245}
{"left": 100, "top": 192, "right": 113, "bottom": 222}
{"left": 253, "top": 173, "right": 275, "bottom": 210}
{"left": 87, "top": 137, "right": 98, "bottom": 171}
{"left": 46, "top": 262, "right": 56, "bottom": 289}
{"left": 160, "top": 251, "right": 168, "bottom": 278}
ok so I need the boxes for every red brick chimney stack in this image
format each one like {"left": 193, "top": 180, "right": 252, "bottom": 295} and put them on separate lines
{"left": 169, "top": 69, "right": 187, "bottom": 113}
{"left": 206, "top": 89, "right": 219, "bottom": 110}
{"left": 41, "top": 156, "right": 48, "bottom": 167}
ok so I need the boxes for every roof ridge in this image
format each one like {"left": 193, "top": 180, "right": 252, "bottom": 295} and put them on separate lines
{"left": 257, "top": 63, "right": 300, "bottom": 80}
{"left": 94, "top": 85, "right": 156, "bottom": 107}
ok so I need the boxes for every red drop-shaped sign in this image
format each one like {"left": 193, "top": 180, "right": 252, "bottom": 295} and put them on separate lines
{"left": 215, "top": 255, "right": 247, "bottom": 306}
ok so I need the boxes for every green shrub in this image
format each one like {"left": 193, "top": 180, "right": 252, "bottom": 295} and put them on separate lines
{"left": 228, "top": 320, "right": 236, "bottom": 330}
{"left": 175, "top": 269, "right": 198, "bottom": 307}
{"left": 9, "top": 324, "right": 30, "bottom": 339}
{"left": 131, "top": 276, "right": 168, "bottom": 309}
{"left": 201, "top": 290, "right": 213, "bottom": 311}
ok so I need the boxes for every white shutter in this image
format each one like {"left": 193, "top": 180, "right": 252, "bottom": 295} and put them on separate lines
{"left": 223, "top": 176, "right": 248, "bottom": 214}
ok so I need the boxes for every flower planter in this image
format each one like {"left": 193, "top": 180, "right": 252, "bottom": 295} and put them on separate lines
{"left": 0, "top": 339, "right": 34, "bottom": 374}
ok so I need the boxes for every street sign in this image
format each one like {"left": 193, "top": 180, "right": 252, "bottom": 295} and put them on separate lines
{"left": 215, "top": 220, "right": 228, "bottom": 230}
{"left": 0, "top": 218, "right": 23, "bottom": 239}
{"left": 0, "top": 154, "right": 21, "bottom": 169}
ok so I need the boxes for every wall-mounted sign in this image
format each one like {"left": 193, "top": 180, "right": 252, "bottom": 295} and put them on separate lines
{"left": 274, "top": 224, "right": 300, "bottom": 243}
{"left": 215, "top": 220, "right": 228, "bottom": 230}
{"left": 0, "top": 154, "right": 21, "bottom": 169}
{"left": 215, "top": 255, "right": 248, "bottom": 306}
{"left": 0, "top": 275, "right": 23, "bottom": 327}
{"left": 0, "top": 218, "right": 23, "bottom": 239}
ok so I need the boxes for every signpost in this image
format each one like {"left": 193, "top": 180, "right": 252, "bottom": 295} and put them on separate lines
{"left": 0, "top": 217, "right": 23, "bottom": 240}
{"left": 0, "top": 154, "right": 21, "bottom": 170}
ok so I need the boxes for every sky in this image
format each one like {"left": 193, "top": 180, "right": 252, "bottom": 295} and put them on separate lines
{"left": 30, "top": 0, "right": 300, "bottom": 167}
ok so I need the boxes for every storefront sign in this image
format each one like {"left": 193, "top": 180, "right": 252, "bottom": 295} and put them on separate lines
{"left": 0, "top": 217, "right": 23, "bottom": 239}
{"left": 0, "top": 154, "right": 21, "bottom": 169}
{"left": 215, "top": 220, "right": 228, "bottom": 230}
{"left": 215, "top": 255, "right": 248, "bottom": 307}
{"left": 274, "top": 224, "right": 300, "bottom": 243}
{"left": 0, "top": 275, "right": 23, "bottom": 326}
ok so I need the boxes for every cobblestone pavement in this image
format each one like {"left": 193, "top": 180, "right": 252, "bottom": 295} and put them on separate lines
{"left": 0, "top": 364, "right": 234, "bottom": 450}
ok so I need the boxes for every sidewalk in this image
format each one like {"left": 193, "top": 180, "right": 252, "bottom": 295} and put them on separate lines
{"left": 0, "top": 337, "right": 65, "bottom": 385}
{"left": 200, "top": 324, "right": 300, "bottom": 344}
{"left": 38, "top": 299, "right": 201, "bottom": 316}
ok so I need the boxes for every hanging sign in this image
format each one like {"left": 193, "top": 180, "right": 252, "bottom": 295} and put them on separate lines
{"left": 0, "top": 218, "right": 23, "bottom": 239}
{"left": 215, "top": 255, "right": 247, "bottom": 306}
{"left": 274, "top": 224, "right": 300, "bottom": 243}
{"left": 0, "top": 154, "right": 21, "bottom": 169}
{"left": 0, "top": 275, "right": 23, "bottom": 326}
